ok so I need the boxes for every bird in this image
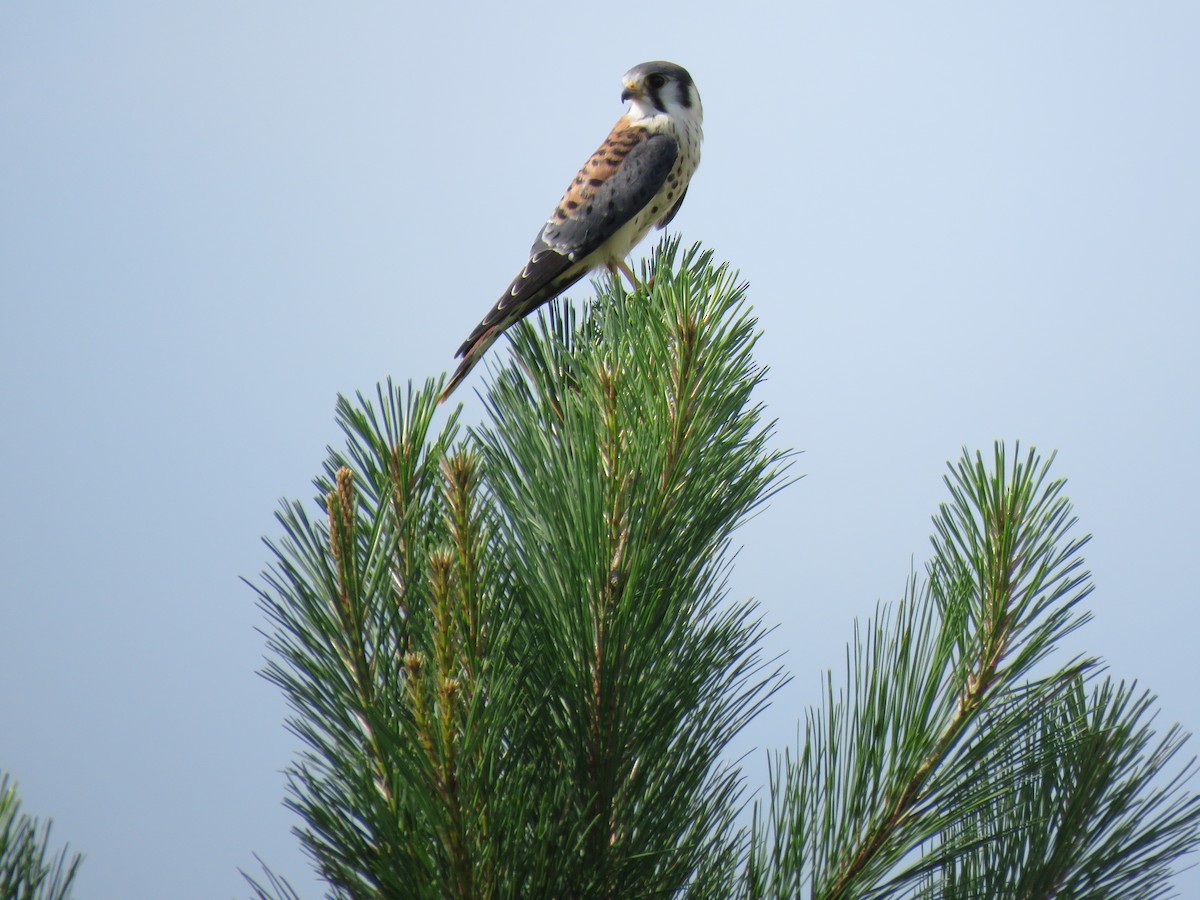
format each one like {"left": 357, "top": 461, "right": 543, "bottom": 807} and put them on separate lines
{"left": 439, "top": 61, "right": 703, "bottom": 403}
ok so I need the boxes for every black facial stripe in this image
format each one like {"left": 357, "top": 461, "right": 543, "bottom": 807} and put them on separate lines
{"left": 674, "top": 79, "right": 692, "bottom": 109}
{"left": 648, "top": 81, "right": 666, "bottom": 112}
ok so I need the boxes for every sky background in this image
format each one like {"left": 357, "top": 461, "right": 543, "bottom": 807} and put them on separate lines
{"left": 2, "top": 2, "right": 1198, "bottom": 897}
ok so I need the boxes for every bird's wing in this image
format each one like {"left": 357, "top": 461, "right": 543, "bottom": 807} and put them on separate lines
{"left": 538, "top": 129, "right": 679, "bottom": 261}
{"left": 451, "top": 127, "right": 679, "bottom": 362}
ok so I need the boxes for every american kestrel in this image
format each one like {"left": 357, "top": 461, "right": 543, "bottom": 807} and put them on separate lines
{"left": 439, "top": 61, "right": 703, "bottom": 403}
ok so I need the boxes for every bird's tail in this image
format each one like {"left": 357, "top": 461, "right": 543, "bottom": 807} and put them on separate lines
{"left": 438, "top": 327, "right": 500, "bottom": 404}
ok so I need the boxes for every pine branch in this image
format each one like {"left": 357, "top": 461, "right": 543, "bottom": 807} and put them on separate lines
{"left": 0, "top": 774, "right": 82, "bottom": 900}
{"left": 253, "top": 239, "right": 789, "bottom": 898}
{"left": 744, "top": 443, "right": 1200, "bottom": 900}
{"left": 255, "top": 379, "right": 470, "bottom": 895}
{"left": 476, "top": 238, "right": 791, "bottom": 896}
{"left": 924, "top": 678, "right": 1200, "bottom": 899}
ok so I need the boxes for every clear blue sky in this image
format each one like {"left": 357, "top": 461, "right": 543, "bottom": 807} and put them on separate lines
{"left": 2, "top": 3, "right": 1197, "bottom": 897}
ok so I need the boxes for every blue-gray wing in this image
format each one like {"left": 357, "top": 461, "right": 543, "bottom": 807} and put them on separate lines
{"left": 536, "top": 132, "right": 679, "bottom": 262}
{"left": 441, "top": 127, "right": 678, "bottom": 402}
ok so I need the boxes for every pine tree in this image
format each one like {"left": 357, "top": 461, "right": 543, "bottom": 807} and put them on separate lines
{"left": 249, "top": 239, "right": 1200, "bottom": 898}
{"left": 0, "top": 774, "right": 81, "bottom": 900}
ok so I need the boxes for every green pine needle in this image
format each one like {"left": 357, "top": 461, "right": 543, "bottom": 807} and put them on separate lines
{"left": 0, "top": 774, "right": 82, "bottom": 900}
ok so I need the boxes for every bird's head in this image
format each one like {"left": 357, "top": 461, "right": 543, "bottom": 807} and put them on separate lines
{"left": 620, "top": 61, "right": 702, "bottom": 125}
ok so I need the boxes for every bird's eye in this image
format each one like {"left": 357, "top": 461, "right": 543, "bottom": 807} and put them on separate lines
{"left": 646, "top": 73, "right": 667, "bottom": 90}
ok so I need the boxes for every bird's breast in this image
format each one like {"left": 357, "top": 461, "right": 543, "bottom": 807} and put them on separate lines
{"left": 601, "top": 121, "right": 701, "bottom": 262}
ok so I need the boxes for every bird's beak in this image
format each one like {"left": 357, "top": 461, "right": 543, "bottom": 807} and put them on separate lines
{"left": 621, "top": 82, "right": 642, "bottom": 103}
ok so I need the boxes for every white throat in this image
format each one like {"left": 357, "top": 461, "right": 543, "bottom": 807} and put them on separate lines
{"left": 625, "top": 98, "right": 704, "bottom": 137}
